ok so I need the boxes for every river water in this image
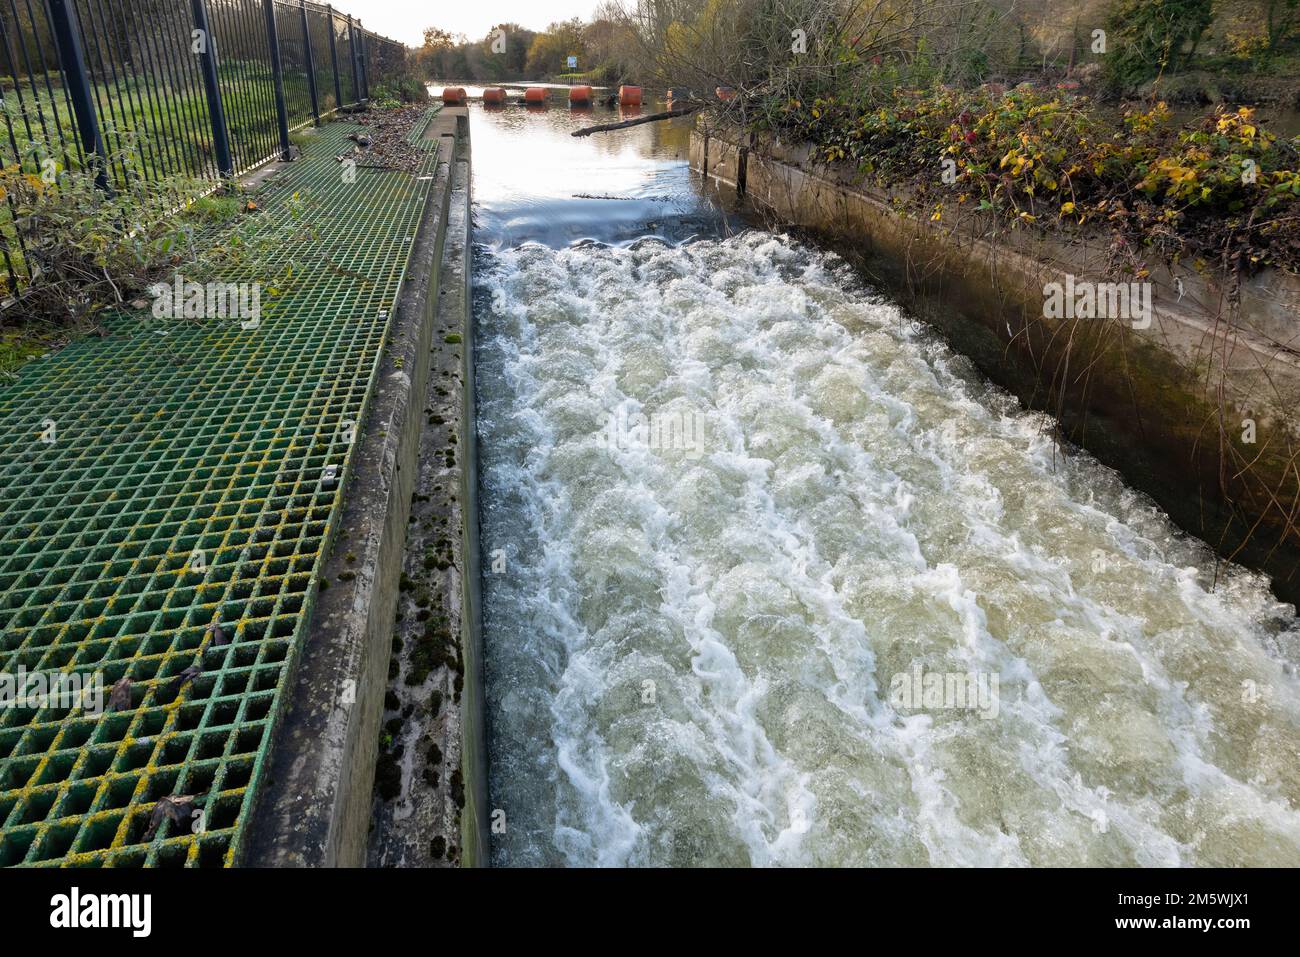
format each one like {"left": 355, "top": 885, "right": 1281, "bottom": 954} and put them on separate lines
{"left": 467, "top": 95, "right": 1300, "bottom": 867}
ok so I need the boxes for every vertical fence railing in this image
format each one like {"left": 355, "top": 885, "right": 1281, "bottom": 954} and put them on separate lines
{"left": 192, "top": 0, "right": 234, "bottom": 179}
{"left": 0, "top": 0, "right": 402, "bottom": 303}
{"left": 324, "top": 4, "right": 342, "bottom": 111}
{"left": 298, "top": 1, "right": 318, "bottom": 125}
{"left": 45, "top": 0, "right": 105, "bottom": 188}
{"left": 262, "top": 0, "right": 290, "bottom": 160}
{"left": 345, "top": 14, "right": 360, "bottom": 107}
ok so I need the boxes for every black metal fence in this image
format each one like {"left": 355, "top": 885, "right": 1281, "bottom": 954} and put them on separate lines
{"left": 0, "top": 0, "right": 409, "bottom": 298}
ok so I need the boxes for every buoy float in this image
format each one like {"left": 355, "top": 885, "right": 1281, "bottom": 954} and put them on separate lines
{"left": 441, "top": 87, "right": 466, "bottom": 105}
{"left": 569, "top": 85, "right": 593, "bottom": 106}
{"left": 618, "top": 85, "right": 642, "bottom": 106}
{"left": 482, "top": 87, "right": 506, "bottom": 105}
{"left": 715, "top": 86, "right": 735, "bottom": 101}
{"left": 524, "top": 87, "right": 548, "bottom": 106}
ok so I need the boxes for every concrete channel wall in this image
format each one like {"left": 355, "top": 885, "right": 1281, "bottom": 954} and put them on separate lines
{"left": 247, "top": 109, "right": 487, "bottom": 867}
{"left": 692, "top": 122, "right": 1300, "bottom": 606}
{"left": 362, "top": 108, "right": 486, "bottom": 869}
{"left": 450, "top": 120, "right": 491, "bottom": 868}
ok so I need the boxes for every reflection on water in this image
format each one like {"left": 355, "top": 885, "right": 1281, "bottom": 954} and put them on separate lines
{"left": 463, "top": 94, "right": 740, "bottom": 248}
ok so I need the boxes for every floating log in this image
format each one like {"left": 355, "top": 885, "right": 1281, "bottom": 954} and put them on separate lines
{"left": 570, "top": 102, "right": 705, "bottom": 137}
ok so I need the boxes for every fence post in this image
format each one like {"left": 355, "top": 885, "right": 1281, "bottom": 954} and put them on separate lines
{"left": 347, "top": 15, "right": 362, "bottom": 105}
{"left": 326, "top": 5, "right": 343, "bottom": 110}
{"left": 358, "top": 30, "right": 369, "bottom": 100}
{"left": 263, "top": 0, "right": 293, "bottom": 160}
{"left": 299, "top": 0, "right": 319, "bottom": 124}
{"left": 190, "top": 0, "right": 234, "bottom": 181}
{"left": 46, "top": 0, "right": 108, "bottom": 190}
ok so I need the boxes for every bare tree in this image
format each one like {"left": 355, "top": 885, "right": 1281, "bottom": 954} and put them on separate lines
{"left": 606, "top": 0, "right": 1021, "bottom": 125}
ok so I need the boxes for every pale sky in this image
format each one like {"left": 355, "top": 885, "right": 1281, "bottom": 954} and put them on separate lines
{"left": 332, "top": 0, "right": 606, "bottom": 47}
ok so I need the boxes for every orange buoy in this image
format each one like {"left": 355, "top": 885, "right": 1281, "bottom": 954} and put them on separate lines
{"left": 715, "top": 86, "right": 735, "bottom": 101}
{"left": 619, "top": 85, "right": 642, "bottom": 106}
{"left": 569, "top": 85, "right": 593, "bottom": 106}
{"left": 524, "top": 87, "right": 548, "bottom": 105}
{"left": 441, "top": 86, "right": 466, "bottom": 105}
{"left": 482, "top": 87, "right": 506, "bottom": 105}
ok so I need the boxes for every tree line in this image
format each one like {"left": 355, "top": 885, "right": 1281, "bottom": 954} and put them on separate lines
{"left": 414, "top": 0, "right": 1300, "bottom": 98}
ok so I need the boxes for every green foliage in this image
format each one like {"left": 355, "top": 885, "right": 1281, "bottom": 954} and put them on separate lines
{"left": 1, "top": 139, "right": 207, "bottom": 320}
{"left": 187, "top": 194, "right": 244, "bottom": 223}
{"left": 525, "top": 19, "right": 588, "bottom": 78}
{"left": 0, "top": 324, "right": 55, "bottom": 383}
{"left": 1103, "top": 0, "right": 1215, "bottom": 91}
{"left": 416, "top": 15, "right": 635, "bottom": 83}
{"left": 0, "top": 61, "right": 323, "bottom": 182}
{"left": 0, "top": 132, "right": 257, "bottom": 331}
{"left": 766, "top": 85, "right": 1300, "bottom": 273}
{"left": 417, "top": 23, "right": 539, "bottom": 81}
{"left": 371, "top": 73, "right": 431, "bottom": 107}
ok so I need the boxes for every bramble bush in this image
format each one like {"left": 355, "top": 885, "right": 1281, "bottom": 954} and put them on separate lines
{"left": 0, "top": 129, "right": 297, "bottom": 332}
{"left": 371, "top": 72, "right": 431, "bottom": 109}
{"left": 764, "top": 85, "right": 1300, "bottom": 275}
{"left": 0, "top": 136, "right": 216, "bottom": 325}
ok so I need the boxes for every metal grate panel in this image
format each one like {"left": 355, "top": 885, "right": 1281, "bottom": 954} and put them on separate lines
{"left": 0, "top": 111, "right": 438, "bottom": 867}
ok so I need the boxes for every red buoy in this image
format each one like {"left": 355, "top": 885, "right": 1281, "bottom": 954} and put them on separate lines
{"left": 619, "top": 85, "right": 642, "bottom": 106}
{"left": 441, "top": 87, "right": 466, "bottom": 105}
{"left": 524, "top": 87, "right": 548, "bottom": 106}
{"left": 482, "top": 87, "right": 506, "bottom": 105}
{"left": 569, "top": 85, "right": 593, "bottom": 105}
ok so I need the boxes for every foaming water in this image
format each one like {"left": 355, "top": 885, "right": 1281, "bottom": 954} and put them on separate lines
{"left": 476, "top": 233, "right": 1300, "bottom": 867}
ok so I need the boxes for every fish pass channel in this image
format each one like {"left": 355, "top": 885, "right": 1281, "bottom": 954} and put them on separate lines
{"left": 466, "top": 94, "right": 1300, "bottom": 867}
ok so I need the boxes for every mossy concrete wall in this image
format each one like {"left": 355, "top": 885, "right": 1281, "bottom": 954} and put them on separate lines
{"left": 364, "top": 107, "right": 486, "bottom": 869}
{"left": 692, "top": 122, "right": 1300, "bottom": 605}
{"left": 450, "top": 114, "right": 489, "bottom": 868}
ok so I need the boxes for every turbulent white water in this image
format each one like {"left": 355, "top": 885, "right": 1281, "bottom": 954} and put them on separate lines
{"left": 475, "top": 232, "right": 1300, "bottom": 867}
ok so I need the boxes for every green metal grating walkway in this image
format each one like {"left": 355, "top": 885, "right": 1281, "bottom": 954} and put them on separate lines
{"left": 0, "top": 111, "right": 440, "bottom": 867}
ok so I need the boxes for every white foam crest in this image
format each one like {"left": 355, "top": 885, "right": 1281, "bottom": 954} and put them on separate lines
{"left": 475, "top": 232, "right": 1300, "bottom": 866}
